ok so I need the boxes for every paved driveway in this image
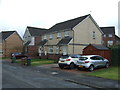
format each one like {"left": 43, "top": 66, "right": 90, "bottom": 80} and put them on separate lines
{"left": 2, "top": 60, "right": 120, "bottom": 89}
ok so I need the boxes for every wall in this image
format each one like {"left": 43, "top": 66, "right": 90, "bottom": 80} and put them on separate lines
{"left": 72, "top": 16, "right": 102, "bottom": 54}
{"left": 3, "top": 32, "right": 23, "bottom": 57}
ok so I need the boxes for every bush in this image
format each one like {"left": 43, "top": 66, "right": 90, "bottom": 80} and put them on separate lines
{"left": 109, "top": 45, "right": 120, "bottom": 66}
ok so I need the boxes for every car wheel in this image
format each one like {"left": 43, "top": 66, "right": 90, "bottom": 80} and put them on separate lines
{"left": 77, "top": 66, "right": 82, "bottom": 70}
{"left": 69, "top": 63, "right": 75, "bottom": 69}
{"left": 59, "top": 65, "right": 64, "bottom": 69}
{"left": 88, "top": 65, "right": 94, "bottom": 71}
{"left": 105, "top": 63, "right": 109, "bottom": 68}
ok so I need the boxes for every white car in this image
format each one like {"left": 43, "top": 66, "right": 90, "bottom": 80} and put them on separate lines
{"left": 76, "top": 55, "right": 109, "bottom": 71}
{"left": 58, "top": 54, "right": 81, "bottom": 69}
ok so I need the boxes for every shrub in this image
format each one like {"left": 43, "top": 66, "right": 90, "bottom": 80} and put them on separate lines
{"left": 109, "top": 45, "right": 120, "bottom": 66}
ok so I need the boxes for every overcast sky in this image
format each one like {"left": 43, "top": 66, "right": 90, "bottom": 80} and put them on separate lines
{"left": 0, "top": 0, "right": 119, "bottom": 37}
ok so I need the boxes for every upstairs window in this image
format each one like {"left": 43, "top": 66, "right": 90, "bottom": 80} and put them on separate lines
{"left": 57, "top": 32, "right": 61, "bottom": 38}
{"left": 64, "top": 31, "right": 70, "bottom": 37}
{"left": 103, "top": 34, "right": 106, "bottom": 37}
{"left": 107, "top": 40, "right": 113, "bottom": 47}
{"left": 44, "top": 34, "right": 47, "bottom": 40}
{"left": 92, "top": 31, "right": 95, "bottom": 39}
{"left": 108, "top": 34, "right": 112, "bottom": 37}
{"left": 49, "top": 33, "right": 53, "bottom": 40}
{"left": 29, "top": 37, "right": 35, "bottom": 46}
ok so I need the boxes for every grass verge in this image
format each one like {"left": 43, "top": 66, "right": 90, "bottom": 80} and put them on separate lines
{"left": 16, "top": 59, "right": 55, "bottom": 66}
{"left": 84, "top": 66, "right": 119, "bottom": 81}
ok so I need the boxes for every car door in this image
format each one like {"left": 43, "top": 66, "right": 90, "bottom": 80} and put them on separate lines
{"left": 98, "top": 56, "right": 106, "bottom": 66}
{"left": 95, "top": 56, "right": 103, "bottom": 67}
{"left": 90, "top": 56, "right": 99, "bottom": 67}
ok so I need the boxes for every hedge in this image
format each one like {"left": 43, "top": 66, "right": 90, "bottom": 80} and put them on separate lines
{"left": 109, "top": 45, "right": 120, "bottom": 66}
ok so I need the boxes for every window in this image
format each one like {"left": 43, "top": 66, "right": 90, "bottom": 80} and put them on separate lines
{"left": 64, "top": 31, "right": 70, "bottom": 37}
{"left": 0, "top": 50, "right": 3, "bottom": 55}
{"left": 29, "top": 37, "right": 35, "bottom": 45}
{"left": 104, "top": 34, "right": 106, "bottom": 37}
{"left": 108, "top": 34, "right": 112, "bottom": 37}
{"left": 107, "top": 40, "right": 113, "bottom": 47}
{"left": 93, "top": 31, "right": 95, "bottom": 39}
{"left": 48, "top": 46, "right": 53, "bottom": 53}
{"left": 44, "top": 34, "right": 47, "bottom": 40}
{"left": 49, "top": 33, "right": 53, "bottom": 40}
{"left": 57, "top": 32, "right": 61, "bottom": 38}
{"left": 56, "top": 47, "right": 59, "bottom": 54}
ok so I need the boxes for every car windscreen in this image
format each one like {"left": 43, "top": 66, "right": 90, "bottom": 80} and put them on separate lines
{"left": 79, "top": 57, "right": 88, "bottom": 60}
{"left": 60, "top": 55, "right": 69, "bottom": 59}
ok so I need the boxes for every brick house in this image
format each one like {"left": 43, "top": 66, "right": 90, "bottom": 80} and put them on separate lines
{"left": 38, "top": 14, "right": 103, "bottom": 60}
{"left": 23, "top": 26, "right": 48, "bottom": 58}
{"left": 100, "top": 27, "right": 120, "bottom": 47}
{"left": 0, "top": 31, "right": 23, "bottom": 57}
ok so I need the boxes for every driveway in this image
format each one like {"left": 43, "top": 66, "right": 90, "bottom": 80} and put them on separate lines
{"left": 2, "top": 60, "right": 120, "bottom": 89}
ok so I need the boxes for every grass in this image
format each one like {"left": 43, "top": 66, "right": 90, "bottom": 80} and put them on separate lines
{"left": 16, "top": 59, "right": 55, "bottom": 66}
{"left": 84, "top": 66, "right": 120, "bottom": 81}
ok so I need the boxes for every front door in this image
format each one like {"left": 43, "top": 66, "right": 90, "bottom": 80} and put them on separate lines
{"left": 63, "top": 46, "right": 67, "bottom": 55}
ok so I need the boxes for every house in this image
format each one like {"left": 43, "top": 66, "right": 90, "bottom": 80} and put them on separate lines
{"left": 100, "top": 26, "right": 120, "bottom": 47}
{"left": 0, "top": 31, "right": 23, "bottom": 57}
{"left": 23, "top": 26, "right": 48, "bottom": 58}
{"left": 38, "top": 14, "right": 103, "bottom": 60}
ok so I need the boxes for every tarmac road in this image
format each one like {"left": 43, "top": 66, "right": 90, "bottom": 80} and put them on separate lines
{"left": 2, "top": 60, "right": 119, "bottom": 89}
{"left": 2, "top": 60, "right": 93, "bottom": 88}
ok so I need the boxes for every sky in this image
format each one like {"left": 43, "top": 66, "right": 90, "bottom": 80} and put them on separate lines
{"left": 0, "top": 0, "right": 119, "bottom": 37}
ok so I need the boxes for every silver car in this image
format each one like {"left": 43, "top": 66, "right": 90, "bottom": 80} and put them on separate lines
{"left": 76, "top": 55, "right": 109, "bottom": 71}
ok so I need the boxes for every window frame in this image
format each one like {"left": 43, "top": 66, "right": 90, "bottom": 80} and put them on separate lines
{"left": 44, "top": 34, "right": 47, "bottom": 40}
{"left": 49, "top": 33, "right": 53, "bottom": 40}
{"left": 57, "top": 32, "right": 61, "bottom": 38}
{"left": 48, "top": 46, "right": 53, "bottom": 54}
{"left": 64, "top": 31, "right": 70, "bottom": 37}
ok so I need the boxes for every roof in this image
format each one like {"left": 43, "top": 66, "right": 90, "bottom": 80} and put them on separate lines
{"left": 0, "top": 31, "right": 16, "bottom": 40}
{"left": 48, "top": 14, "right": 89, "bottom": 33}
{"left": 39, "top": 39, "right": 48, "bottom": 45}
{"left": 57, "top": 37, "right": 72, "bottom": 45}
{"left": 115, "top": 35, "right": 120, "bottom": 41}
{"left": 91, "top": 44, "right": 109, "bottom": 50}
{"left": 27, "top": 26, "right": 48, "bottom": 36}
{"left": 100, "top": 27, "right": 115, "bottom": 34}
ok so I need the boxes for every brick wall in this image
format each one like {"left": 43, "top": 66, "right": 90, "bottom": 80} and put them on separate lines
{"left": 3, "top": 32, "right": 23, "bottom": 57}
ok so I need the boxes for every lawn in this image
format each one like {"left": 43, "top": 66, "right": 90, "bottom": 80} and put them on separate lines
{"left": 16, "top": 59, "right": 55, "bottom": 66}
{"left": 84, "top": 66, "right": 119, "bottom": 81}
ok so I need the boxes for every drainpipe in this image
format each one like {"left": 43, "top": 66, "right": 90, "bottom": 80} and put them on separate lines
{"left": 72, "top": 29, "right": 74, "bottom": 54}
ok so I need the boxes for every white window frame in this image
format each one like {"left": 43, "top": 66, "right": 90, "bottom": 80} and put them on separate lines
{"left": 44, "top": 34, "right": 47, "bottom": 40}
{"left": 104, "top": 34, "right": 106, "bottom": 37}
{"left": 29, "top": 37, "right": 35, "bottom": 46}
{"left": 48, "top": 46, "right": 53, "bottom": 54}
{"left": 107, "top": 40, "right": 113, "bottom": 47}
{"left": 93, "top": 31, "right": 95, "bottom": 39}
{"left": 49, "top": 33, "right": 53, "bottom": 39}
{"left": 57, "top": 32, "right": 61, "bottom": 38}
{"left": 108, "top": 34, "right": 112, "bottom": 37}
{"left": 56, "top": 47, "right": 59, "bottom": 54}
{"left": 0, "top": 50, "right": 3, "bottom": 55}
{"left": 64, "top": 31, "right": 70, "bottom": 37}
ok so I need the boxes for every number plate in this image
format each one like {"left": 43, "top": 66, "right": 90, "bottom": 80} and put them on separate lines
{"left": 61, "top": 61, "right": 64, "bottom": 62}
{"left": 79, "top": 65, "right": 83, "bottom": 68}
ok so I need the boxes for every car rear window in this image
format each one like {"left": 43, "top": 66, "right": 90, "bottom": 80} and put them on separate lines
{"left": 60, "top": 55, "right": 69, "bottom": 59}
{"left": 79, "top": 57, "right": 88, "bottom": 60}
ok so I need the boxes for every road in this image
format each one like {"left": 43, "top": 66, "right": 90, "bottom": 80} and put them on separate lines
{"left": 2, "top": 60, "right": 119, "bottom": 89}
{"left": 2, "top": 60, "right": 93, "bottom": 88}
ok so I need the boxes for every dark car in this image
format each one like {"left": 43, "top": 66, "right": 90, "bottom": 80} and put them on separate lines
{"left": 11, "top": 52, "right": 27, "bottom": 59}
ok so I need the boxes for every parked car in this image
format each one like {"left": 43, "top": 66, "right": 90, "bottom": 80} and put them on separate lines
{"left": 76, "top": 55, "right": 109, "bottom": 71}
{"left": 11, "top": 52, "right": 27, "bottom": 59}
{"left": 58, "top": 54, "right": 81, "bottom": 69}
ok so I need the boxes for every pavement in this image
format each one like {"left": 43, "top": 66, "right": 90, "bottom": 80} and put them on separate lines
{"left": 2, "top": 59, "right": 120, "bottom": 89}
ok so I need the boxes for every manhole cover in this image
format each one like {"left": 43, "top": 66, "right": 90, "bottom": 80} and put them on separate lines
{"left": 51, "top": 72, "right": 58, "bottom": 75}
